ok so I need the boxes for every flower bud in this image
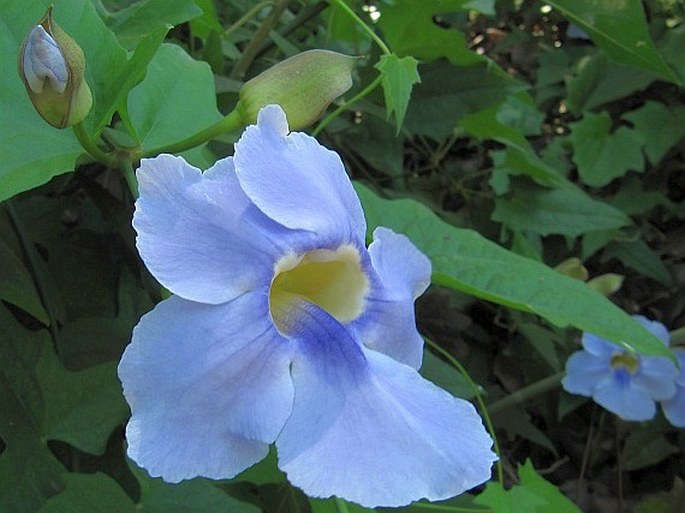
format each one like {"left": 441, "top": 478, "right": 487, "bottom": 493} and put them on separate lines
{"left": 18, "top": 6, "right": 93, "bottom": 128}
{"left": 237, "top": 50, "right": 357, "bottom": 130}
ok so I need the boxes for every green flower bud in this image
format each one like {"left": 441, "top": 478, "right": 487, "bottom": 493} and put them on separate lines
{"left": 237, "top": 50, "right": 357, "bottom": 130}
{"left": 18, "top": 6, "right": 93, "bottom": 129}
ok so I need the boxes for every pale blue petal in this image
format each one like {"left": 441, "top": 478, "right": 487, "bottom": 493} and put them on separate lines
{"left": 134, "top": 154, "right": 291, "bottom": 304}
{"left": 593, "top": 378, "right": 656, "bottom": 421}
{"left": 661, "top": 351, "right": 685, "bottom": 428}
{"left": 562, "top": 351, "right": 609, "bottom": 396}
{"left": 662, "top": 389, "right": 685, "bottom": 427}
{"left": 633, "top": 355, "right": 678, "bottom": 401}
{"left": 351, "top": 227, "right": 431, "bottom": 369}
{"left": 633, "top": 315, "right": 670, "bottom": 344}
{"left": 276, "top": 302, "right": 496, "bottom": 507}
{"left": 118, "top": 291, "right": 293, "bottom": 482}
{"left": 233, "top": 105, "right": 366, "bottom": 244}
{"left": 581, "top": 333, "right": 616, "bottom": 357}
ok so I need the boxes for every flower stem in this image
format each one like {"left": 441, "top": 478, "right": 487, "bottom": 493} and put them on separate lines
{"left": 486, "top": 372, "right": 564, "bottom": 416}
{"left": 328, "top": 0, "right": 391, "bottom": 55}
{"left": 311, "top": 73, "right": 383, "bottom": 136}
{"left": 424, "top": 337, "right": 504, "bottom": 487}
{"left": 140, "top": 109, "right": 244, "bottom": 158}
{"left": 72, "top": 122, "right": 115, "bottom": 166}
{"left": 120, "top": 159, "right": 139, "bottom": 198}
{"left": 225, "top": 1, "right": 275, "bottom": 38}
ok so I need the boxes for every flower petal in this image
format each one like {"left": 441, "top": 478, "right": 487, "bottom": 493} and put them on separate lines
{"left": 633, "top": 315, "right": 670, "bottom": 344}
{"left": 134, "top": 154, "right": 292, "bottom": 304}
{"left": 118, "top": 291, "right": 293, "bottom": 482}
{"left": 581, "top": 333, "right": 616, "bottom": 356}
{"left": 562, "top": 351, "right": 609, "bottom": 396}
{"left": 233, "top": 105, "right": 366, "bottom": 244}
{"left": 662, "top": 390, "right": 685, "bottom": 428}
{"left": 593, "top": 378, "right": 656, "bottom": 421}
{"left": 276, "top": 302, "right": 496, "bottom": 507}
{"left": 351, "top": 227, "right": 431, "bottom": 369}
{"left": 633, "top": 356, "right": 678, "bottom": 401}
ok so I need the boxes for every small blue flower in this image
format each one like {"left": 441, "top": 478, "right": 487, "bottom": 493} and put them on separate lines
{"left": 661, "top": 350, "right": 685, "bottom": 427}
{"left": 118, "top": 105, "right": 496, "bottom": 507}
{"left": 562, "top": 315, "right": 678, "bottom": 421}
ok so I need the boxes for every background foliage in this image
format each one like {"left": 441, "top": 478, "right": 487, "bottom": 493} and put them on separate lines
{"left": 1, "top": 0, "right": 684, "bottom": 512}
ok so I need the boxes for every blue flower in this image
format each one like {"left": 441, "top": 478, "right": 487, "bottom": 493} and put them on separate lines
{"left": 562, "top": 315, "right": 678, "bottom": 421}
{"left": 118, "top": 105, "right": 496, "bottom": 507}
{"left": 661, "top": 350, "right": 685, "bottom": 427}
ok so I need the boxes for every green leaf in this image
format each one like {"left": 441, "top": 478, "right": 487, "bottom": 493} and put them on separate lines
{"left": 405, "top": 61, "right": 526, "bottom": 140}
{"left": 569, "top": 111, "right": 645, "bottom": 187}
{"left": 602, "top": 240, "right": 672, "bottom": 285}
{"left": 565, "top": 53, "right": 656, "bottom": 114}
{"left": 547, "top": 0, "right": 679, "bottom": 84}
{"left": 492, "top": 184, "right": 632, "bottom": 237}
{"left": 355, "top": 183, "right": 671, "bottom": 358}
{"left": 38, "top": 473, "right": 136, "bottom": 513}
{"left": 377, "top": 0, "right": 483, "bottom": 66}
{"left": 623, "top": 428, "right": 679, "bottom": 471}
{"left": 126, "top": 43, "right": 223, "bottom": 158}
{"left": 190, "top": 0, "right": 224, "bottom": 42}
{"left": 104, "top": 0, "right": 203, "bottom": 49}
{"left": 0, "top": 237, "right": 49, "bottom": 324}
{"left": 623, "top": 101, "right": 685, "bottom": 165}
{"left": 375, "top": 54, "right": 421, "bottom": 133}
{"left": 0, "top": 306, "right": 65, "bottom": 513}
{"left": 37, "top": 349, "right": 129, "bottom": 455}
{"left": 130, "top": 462, "right": 262, "bottom": 513}
{"left": 474, "top": 459, "right": 582, "bottom": 513}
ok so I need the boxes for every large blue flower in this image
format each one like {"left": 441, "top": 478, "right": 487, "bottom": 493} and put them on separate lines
{"left": 661, "top": 350, "right": 685, "bottom": 428}
{"left": 118, "top": 105, "right": 496, "bottom": 507}
{"left": 562, "top": 315, "right": 678, "bottom": 421}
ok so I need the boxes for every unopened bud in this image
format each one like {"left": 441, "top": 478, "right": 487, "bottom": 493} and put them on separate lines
{"left": 237, "top": 50, "right": 357, "bottom": 130}
{"left": 18, "top": 6, "right": 93, "bottom": 128}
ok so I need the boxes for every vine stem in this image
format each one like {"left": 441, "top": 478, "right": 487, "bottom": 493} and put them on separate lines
{"left": 140, "top": 109, "right": 244, "bottom": 158}
{"left": 72, "top": 122, "right": 115, "bottom": 166}
{"left": 311, "top": 74, "right": 383, "bottom": 136}
{"left": 328, "top": 0, "right": 391, "bottom": 55}
{"left": 225, "top": 1, "right": 276, "bottom": 38}
{"left": 424, "top": 337, "right": 504, "bottom": 487}
{"left": 486, "top": 372, "right": 564, "bottom": 415}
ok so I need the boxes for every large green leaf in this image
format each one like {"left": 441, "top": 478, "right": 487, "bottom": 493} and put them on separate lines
{"left": 623, "top": 100, "right": 685, "bottom": 165}
{"left": 38, "top": 473, "right": 136, "bottom": 513}
{"left": 547, "top": 0, "right": 679, "bottom": 84}
{"left": 0, "top": 307, "right": 65, "bottom": 513}
{"left": 356, "top": 183, "right": 671, "bottom": 358}
{"left": 37, "top": 349, "right": 128, "bottom": 455}
{"left": 126, "top": 43, "right": 223, "bottom": 157}
{"left": 0, "top": 237, "right": 49, "bottom": 324}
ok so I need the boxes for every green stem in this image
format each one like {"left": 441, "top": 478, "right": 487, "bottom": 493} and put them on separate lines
{"left": 311, "top": 73, "right": 383, "bottom": 136}
{"left": 5, "top": 200, "right": 63, "bottom": 358}
{"left": 424, "top": 337, "right": 504, "bottom": 487}
{"left": 140, "top": 109, "right": 244, "bottom": 158}
{"left": 229, "top": 0, "right": 291, "bottom": 80}
{"left": 72, "top": 122, "right": 115, "bottom": 166}
{"left": 486, "top": 372, "right": 564, "bottom": 416}
{"left": 328, "top": 0, "right": 391, "bottom": 55}
{"left": 225, "top": 1, "right": 276, "bottom": 37}
{"left": 120, "top": 159, "right": 139, "bottom": 198}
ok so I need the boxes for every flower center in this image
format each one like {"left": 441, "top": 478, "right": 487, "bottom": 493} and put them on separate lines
{"left": 610, "top": 352, "right": 640, "bottom": 374}
{"left": 269, "top": 245, "right": 369, "bottom": 335}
